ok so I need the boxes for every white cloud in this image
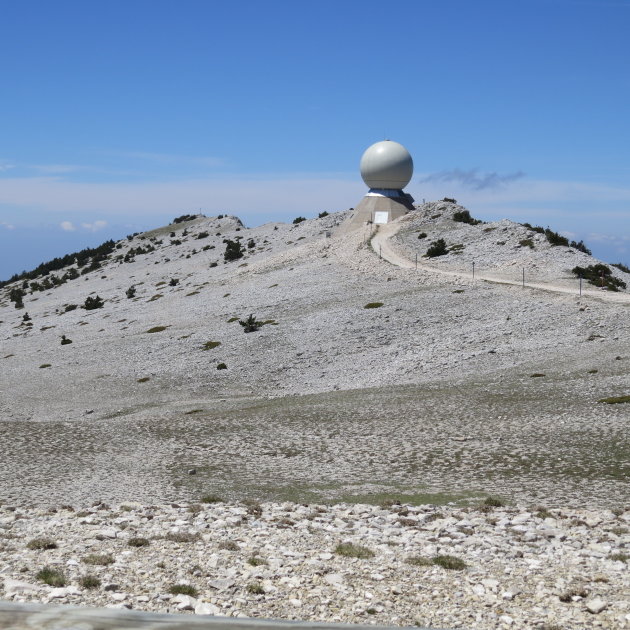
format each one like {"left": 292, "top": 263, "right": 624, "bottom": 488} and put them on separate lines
{"left": 60, "top": 221, "right": 76, "bottom": 231}
{"left": 0, "top": 163, "right": 15, "bottom": 172}
{"left": 0, "top": 221, "right": 15, "bottom": 229}
{"left": 81, "top": 220, "right": 108, "bottom": 232}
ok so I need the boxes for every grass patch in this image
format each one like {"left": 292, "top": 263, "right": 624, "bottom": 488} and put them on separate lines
{"left": 39, "top": 364, "right": 51, "bottom": 369}
{"left": 598, "top": 395, "right": 630, "bottom": 404}
{"left": 519, "top": 238, "right": 535, "bottom": 249}
{"left": 247, "top": 556, "right": 268, "bottom": 566}
{"left": 219, "top": 541, "right": 239, "bottom": 551}
{"left": 184, "top": 409, "right": 204, "bottom": 415}
{"left": 530, "top": 373, "right": 546, "bottom": 378}
{"left": 432, "top": 555, "right": 467, "bottom": 570}
{"left": 83, "top": 553, "right": 114, "bottom": 566}
{"left": 162, "top": 532, "right": 201, "bottom": 543}
{"left": 217, "top": 363, "right": 228, "bottom": 370}
{"left": 364, "top": 302, "right": 384, "bottom": 309}
{"left": 128, "top": 537, "right": 150, "bottom": 547}
{"left": 406, "top": 556, "right": 433, "bottom": 566}
{"left": 36, "top": 567, "right": 66, "bottom": 587}
{"left": 26, "top": 538, "right": 57, "bottom": 550}
{"left": 609, "top": 553, "right": 628, "bottom": 562}
{"left": 137, "top": 376, "right": 150, "bottom": 383}
{"left": 247, "top": 582, "right": 265, "bottom": 595}
{"left": 227, "top": 317, "right": 239, "bottom": 322}
{"left": 79, "top": 575, "right": 101, "bottom": 589}
{"left": 169, "top": 584, "right": 199, "bottom": 597}
{"left": 202, "top": 341, "right": 221, "bottom": 350}
{"left": 334, "top": 542, "right": 374, "bottom": 559}
{"left": 201, "top": 494, "right": 224, "bottom": 504}
{"left": 145, "top": 326, "right": 168, "bottom": 333}
{"left": 483, "top": 496, "right": 505, "bottom": 507}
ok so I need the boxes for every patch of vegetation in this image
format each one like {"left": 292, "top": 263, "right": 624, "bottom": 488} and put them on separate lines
{"left": 247, "top": 556, "right": 268, "bottom": 566}
{"left": 598, "top": 395, "right": 630, "bottom": 404}
{"left": 247, "top": 582, "right": 265, "bottom": 595}
{"left": 26, "top": 538, "right": 57, "bottom": 550}
{"left": 79, "top": 575, "right": 101, "bottom": 589}
{"left": 146, "top": 326, "right": 168, "bottom": 333}
{"left": 184, "top": 409, "right": 204, "bottom": 414}
{"left": 432, "top": 555, "right": 467, "bottom": 570}
{"left": 612, "top": 262, "right": 630, "bottom": 274}
{"left": 227, "top": 317, "right": 239, "bottom": 322}
{"left": 169, "top": 278, "right": 179, "bottom": 286}
{"left": 201, "top": 494, "right": 224, "bottom": 504}
{"left": 364, "top": 302, "right": 384, "bottom": 309}
{"left": 64, "top": 304, "right": 78, "bottom": 312}
{"left": 137, "top": 377, "right": 150, "bottom": 383}
{"left": 172, "top": 214, "right": 198, "bottom": 224}
{"left": 453, "top": 209, "right": 481, "bottom": 225}
{"left": 126, "top": 286, "right": 136, "bottom": 299}
{"left": 148, "top": 293, "right": 163, "bottom": 301}
{"left": 83, "top": 295, "right": 104, "bottom": 310}
{"left": 60, "top": 335, "right": 72, "bottom": 345}
{"left": 318, "top": 211, "right": 329, "bottom": 218}
{"left": 609, "top": 553, "right": 628, "bottom": 562}
{"left": 483, "top": 496, "right": 505, "bottom": 507}
{"left": 217, "top": 363, "right": 228, "bottom": 370}
{"left": 449, "top": 243, "right": 464, "bottom": 253}
{"left": 128, "top": 537, "right": 150, "bottom": 547}
{"left": 292, "top": 216, "right": 306, "bottom": 224}
{"left": 224, "top": 239, "right": 245, "bottom": 262}
{"left": 406, "top": 556, "right": 433, "bottom": 567}
{"left": 417, "top": 232, "right": 427, "bottom": 239}
{"left": 558, "top": 587, "right": 588, "bottom": 602}
{"left": 203, "top": 341, "right": 221, "bottom": 350}
{"left": 519, "top": 238, "right": 534, "bottom": 249}
{"left": 571, "top": 240, "right": 592, "bottom": 255}
{"left": 39, "top": 364, "right": 51, "bottom": 369}
{"left": 425, "top": 238, "right": 448, "bottom": 258}
{"left": 239, "top": 314, "right": 263, "bottom": 333}
{"left": 83, "top": 553, "right": 114, "bottom": 566}
{"left": 169, "top": 583, "right": 199, "bottom": 596}
{"left": 572, "top": 264, "right": 626, "bottom": 292}
{"left": 452, "top": 289, "right": 464, "bottom": 294}
{"left": 587, "top": 369, "right": 598, "bottom": 374}
{"left": 36, "top": 567, "right": 66, "bottom": 587}
{"left": 530, "top": 373, "right": 546, "bottom": 378}
{"left": 334, "top": 542, "right": 374, "bottom": 559}
{"left": 219, "top": 541, "right": 239, "bottom": 551}
{"left": 196, "top": 231, "right": 209, "bottom": 239}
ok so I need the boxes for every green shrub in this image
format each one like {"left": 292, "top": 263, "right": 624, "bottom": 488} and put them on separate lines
{"left": 610, "top": 553, "right": 629, "bottom": 562}
{"left": 163, "top": 532, "right": 201, "bottom": 543}
{"left": 169, "top": 278, "right": 179, "bottom": 286}
{"left": 203, "top": 341, "right": 221, "bottom": 350}
{"left": 82, "top": 553, "right": 114, "bottom": 566}
{"left": 425, "top": 239, "right": 448, "bottom": 257}
{"left": 172, "top": 214, "right": 197, "bottom": 224}
{"left": 598, "top": 395, "right": 630, "bottom": 404}
{"left": 39, "top": 364, "right": 51, "bottom": 369}
{"left": 26, "top": 538, "right": 57, "bottom": 550}
{"left": 442, "top": 197, "right": 457, "bottom": 203}
{"left": 239, "top": 314, "right": 262, "bottom": 333}
{"left": 417, "top": 232, "right": 427, "bottom": 239}
{"left": 227, "top": 317, "right": 239, "bottom": 322}
{"left": 453, "top": 210, "right": 481, "bottom": 225}
{"left": 318, "top": 211, "right": 329, "bottom": 218}
{"left": 530, "top": 373, "right": 546, "bottom": 378}
{"left": 128, "top": 537, "right": 150, "bottom": 547}
{"left": 292, "top": 216, "right": 306, "bottom": 224}
{"left": 224, "top": 239, "right": 244, "bottom": 262}
{"left": 247, "top": 556, "right": 268, "bottom": 566}
{"left": 545, "top": 229, "right": 569, "bottom": 247}
{"left": 433, "top": 555, "right": 467, "bottom": 570}
{"left": 247, "top": 582, "right": 265, "bottom": 594}
{"left": 79, "top": 575, "right": 101, "bottom": 589}
{"left": 146, "top": 326, "right": 168, "bottom": 333}
{"left": 483, "top": 496, "right": 505, "bottom": 507}
{"left": 137, "top": 377, "right": 150, "bottom": 383}
{"left": 169, "top": 583, "right": 199, "bottom": 596}
{"left": 334, "top": 542, "right": 374, "bottom": 559}
{"left": 201, "top": 494, "right": 224, "bottom": 504}
{"left": 570, "top": 239, "right": 592, "bottom": 255}
{"left": 60, "top": 335, "right": 72, "bottom": 345}
{"left": 572, "top": 264, "right": 626, "bottom": 291}
{"left": 406, "top": 556, "right": 433, "bottom": 566}
{"left": 364, "top": 302, "right": 384, "bottom": 309}
{"left": 83, "top": 295, "right": 104, "bottom": 310}
{"left": 519, "top": 238, "right": 534, "bottom": 249}
{"left": 126, "top": 286, "right": 136, "bottom": 298}
{"left": 36, "top": 567, "right": 66, "bottom": 586}
{"left": 219, "top": 541, "right": 239, "bottom": 551}
{"left": 217, "top": 363, "right": 228, "bottom": 370}
{"left": 612, "top": 262, "right": 630, "bottom": 274}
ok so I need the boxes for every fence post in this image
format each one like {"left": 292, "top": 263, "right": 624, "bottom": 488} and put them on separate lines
{"left": 472, "top": 261, "right": 475, "bottom": 279}
{"left": 522, "top": 268, "right": 525, "bottom": 287}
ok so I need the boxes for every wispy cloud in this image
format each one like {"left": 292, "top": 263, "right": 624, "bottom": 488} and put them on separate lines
{"left": 60, "top": 221, "right": 76, "bottom": 231}
{"left": 118, "top": 151, "right": 226, "bottom": 168}
{"left": 81, "top": 220, "right": 107, "bottom": 232}
{"left": 0, "top": 221, "right": 15, "bottom": 229}
{"left": 0, "top": 163, "right": 15, "bottom": 172}
{"left": 419, "top": 168, "right": 526, "bottom": 190}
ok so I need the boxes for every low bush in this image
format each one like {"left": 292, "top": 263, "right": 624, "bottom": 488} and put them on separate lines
{"left": 483, "top": 496, "right": 505, "bottom": 507}
{"left": 128, "top": 537, "right": 150, "bottom": 547}
{"left": 224, "top": 239, "right": 244, "bottom": 262}
{"left": 137, "top": 377, "right": 150, "bottom": 383}
{"left": 83, "top": 553, "right": 114, "bottom": 566}
{"left": 570, "top": 239, "right": 592, "bottom": 255}
{"left": 60, "top": 335, "right": 72, "bottom": 345}
{"left": 26, "top": 538, "right": 57, "bottom": 550}
{"left": 39, "top": 364, "right": 51, "bottom": 369}
{"left": 172, "top": 214, "right": 197, "bottom": 224}
{"left": 334, "top": 542, "right": 374, "bottom": 559}
{"left": 432, "top": 554, "right": 467, "bottom": 570}
{"left": 442, "top": 197, "right": 457, "bottom": 203}
{"left": 169, "top": 584, "right": 199, "bottom": 596}
{"left": 612, "top": 262, "right": 630, "bottom": 274}
{"left": 292, "top": 216, "right": 306, "bottom": 224}
{"left": 217, "top": 363, "right": 228, "bottom": 370}
{"left": 417, "top": 232, "right": 427, "bottom": 239}
{"left": 425, "top": 239, "right": 448, "bottom": 257}
{"left": 239, "top": 314, "right": 262, "bottom": 333}
{"left": 36, "top": 567, "right": 66, "bottom": 587}
{"left": 519, "top": 238, "right": 534, "bottom": 249}
{"left": 219, "top": 541, "right": 239, "bottom": 551}
{"left": 163, "top": 532, "right": 201, "bottom": 543}
{"left": 364, "top": 302, "right": 384, "bottom": 309}
{"left": 406, "top": 556, "right": 433, "bottom": 566}
{"left": 146, "top": 326, "right": 168, "bottom": 333}
{"left": 126, "top": 286, "right": 136, "bottom": 299}
{"left": 572, "top": 264, "right": 626, "bottom": 291}
{"left": 598, "top": 395, "right": 630, "bottom": 404}
{"left": 318, "top": 211, "right": 329, "bottom": 218}
{"left": 247, "top": 582, "right": 265, "bottom": 594}
{"left": 202, "top": 341, "right": 221, "bottom": 350}
{"left": 247, "top": 556, "right": 268, "bottom": 566}
{"left": 453, "top": 210, "right": 481, "bottom": 225}
{"left": 79, "top": 575, "right": 101, "bottom": 589}
{"left": 201, "top": 494, "right": 224, "bottom": 504}
{"left": 83, "top": 295, "right": 104, "bottom": 310}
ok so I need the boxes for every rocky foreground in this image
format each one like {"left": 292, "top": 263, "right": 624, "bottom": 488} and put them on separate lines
{"left": 1, "top": 501, "right": 629, "bottom": 629}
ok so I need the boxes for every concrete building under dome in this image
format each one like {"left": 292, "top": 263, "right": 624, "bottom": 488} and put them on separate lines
{"left": 345, "top": 140, "right": 415, "bottom": 230}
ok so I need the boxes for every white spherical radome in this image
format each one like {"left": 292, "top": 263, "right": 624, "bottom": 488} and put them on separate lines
{"left": 360, "top": 140, "right": 413, "bottom": 190}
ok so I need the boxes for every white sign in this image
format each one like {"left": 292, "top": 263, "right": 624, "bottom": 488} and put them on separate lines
{"left": 374, "top": 212, "right": 389, "bottom": 224}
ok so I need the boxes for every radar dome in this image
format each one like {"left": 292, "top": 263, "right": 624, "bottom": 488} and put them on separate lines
{"left": 360, "top": 140, "right": 413, "bottom": 190}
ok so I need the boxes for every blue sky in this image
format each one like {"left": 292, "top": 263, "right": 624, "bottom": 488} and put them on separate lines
{"left": 1, "top": 0, "right": 629, "bottom": 280}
